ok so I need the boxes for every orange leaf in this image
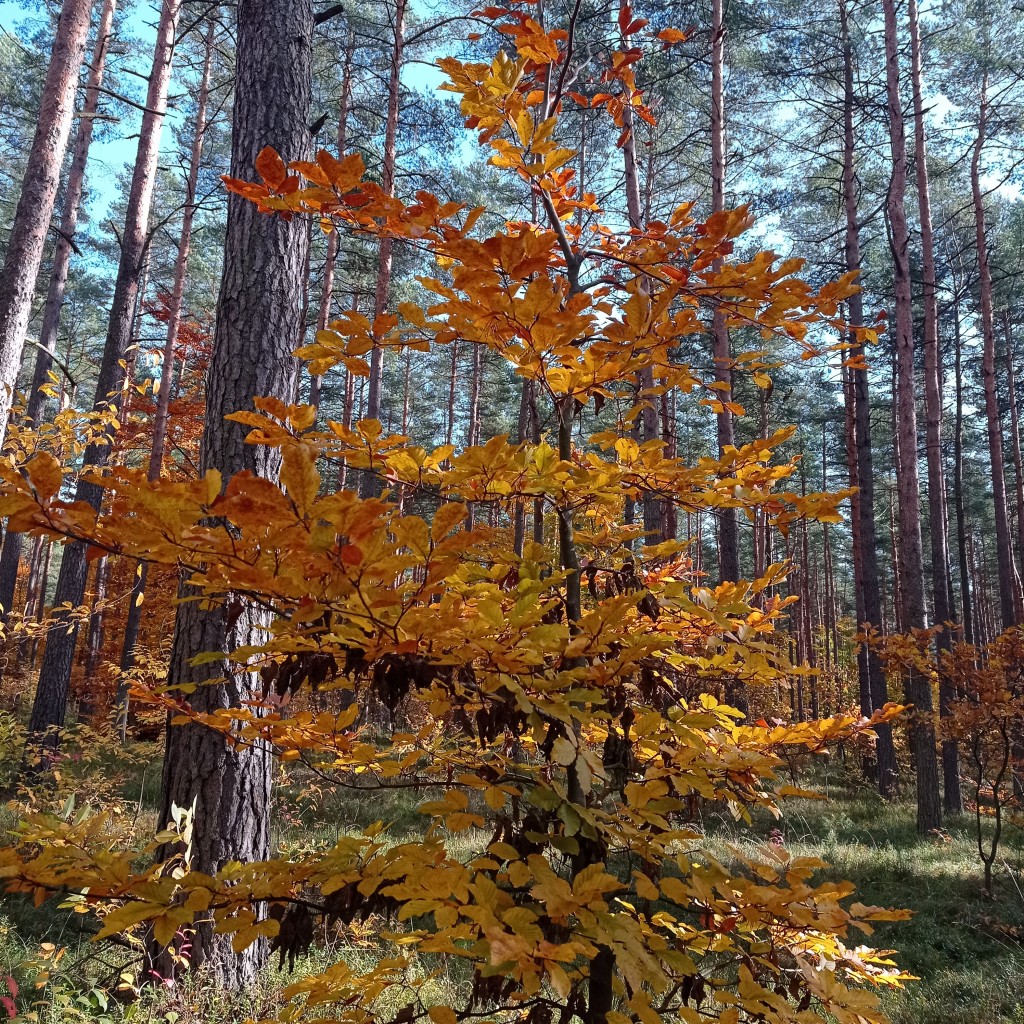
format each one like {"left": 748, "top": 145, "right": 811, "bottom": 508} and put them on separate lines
{"left": 254, "top": 146, "right": 287, "bottom": 189}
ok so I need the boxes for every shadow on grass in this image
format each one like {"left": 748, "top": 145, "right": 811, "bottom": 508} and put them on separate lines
{"left": 708, "top": 777, "right": 1024, "bottom": 1024}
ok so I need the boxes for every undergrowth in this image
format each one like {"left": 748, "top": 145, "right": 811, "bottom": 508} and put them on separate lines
{"left": 0, "top": 738, "right": 1022, "bottom": 1024}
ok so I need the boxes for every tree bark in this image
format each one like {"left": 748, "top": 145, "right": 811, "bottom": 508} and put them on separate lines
{"left": 0, "top": 0, "right": 119, "bottom": 635}
{"left": 117, "top": 17, "right": 216, "bottom": 736}
{"left": 1003, "top": 313, "right": 1024, "bottom": 605}
{"left": 840, "top": 0, "right": 897, "bottom": 794}
{"left": 27, "top": 0, "right": 183, "bottom": 753}
{"left": 710, "top": 0, "right": 739, "bottom": 584}
{"left": 513, "top": 379, "right": 530, "bottom": 556}
{"left": 446, "top": 338, "right": 459, "bottom": 448}
{"left": 28, "top": 0, "right": 118, "bottom": 426}
{"left": 310, "top": 28, "right": 356, "bottom": 414}
{"left": 620, "top": 111, "right": 660, "bottom": 547}
{"left": 882, "top": 0, "right": 940, "bottom": 833}
{"left": 77, "top": 556, "right": 109, "bottom": 725}
{"left": 363, "top": 0, "right": 406, "bottom": 482}
{"left": 909, "top": 0, "right": 960, "bottom": 814}
{"left": 972, "top": 77, "right": 1019, "bottom": 632}
{"left": 0, "top": 0, "right": 95, "bottom": 446}
{"left": 154, "top": 0, "right": 312, "bottom": 987}
{"left": 147, "top": 19, "right": 215, "bottom": 487}
{"left": 952, "top": 295, "right": 974, "bottom": 646}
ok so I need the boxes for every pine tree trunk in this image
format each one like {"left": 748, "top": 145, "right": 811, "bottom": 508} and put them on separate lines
{"left": 909, "top": 0, "right": 959, "bottom": 814}
{"left": 840, "top": 0, "right": 896, "bottom": 793}
{"left": 620, "top": 82, "right": 660, "bottom": 545}
{"left": 0, "top": 0, "right": 117, "bottom": 671}
{"left": 310, "top": 29, "right": 356, "bottom": 414}
{"left": 466, "top": 341, "right": 482, "bottom": 528}
{"left": 514, "top": 380, "right": 530, "bottom": 556}
{"left": 972, "top": 79, "right": 1019, "bottom": 631}
{"left": 154, "top": 0, "right": 312, "bottom": 987}
{"left": 446, "top": 339, "right": 459, "bottom": 448}
{"left": 363, "top": 0, "right": 406, "bottom": 457}
{"left": 28, "top": 0, "right": 118, "bottom": 425}
{"left": 710, "top": 0, "right": 738, "bottom": 584}
{"left": 0, "top": 0, "right": 95, "bottom": 445}
{"left": 10, "top": 537, "right": 42, "bottom": 674}
{"left": 529, "top": 382, "right": 544, "bottom": 546}
{"left": 841, "top": 360, "right": 868, "bottom": 717}
{"left": 27, "top": 0, "right": 183, "bottom": 754}
{"left": 117, "top": 17, "right": 215, "bottom": 735}
{"left": 21, "top": 538, "right": 50, "bottom": 672}
{"left": 661, "top": 389, "right": 677, "bottom": 541}
{"left": 952, "top": 297, "right": 974, "bottom": 646}
{"left": 1003, "top": 314, "right": 1024, "bottom": 597}
{"left": 882, "top": 0, "right": 940, "bottom": 833}
{"left": 78, "top": 556, "right": 109, "bottom": 725}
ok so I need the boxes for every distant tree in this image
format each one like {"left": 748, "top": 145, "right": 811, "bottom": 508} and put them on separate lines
{"left": 0, "top": 0, "right": 94, "bottom": 447}
{"left": 26, "top": 0, "right": 184, "bottom": 754}
{"left": 881, "top": 0, "right": 941, "bottom": 834}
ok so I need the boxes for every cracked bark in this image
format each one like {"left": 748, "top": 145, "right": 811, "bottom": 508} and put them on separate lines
{"left": 154, "top": 0, "right": 312, "bottom": 987}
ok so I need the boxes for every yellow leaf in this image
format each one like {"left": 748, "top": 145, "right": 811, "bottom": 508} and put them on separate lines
{"left": 552, "top": 735, "right": 576, "bottom": 765}
{"left": 280, "top": 443, "right": 320, "bottom": 515}
{"left": 24, "top": 453, "right": 62, "bottom": 499}
{"left": 432, "top": 502, "right": 468, "bottom": 541}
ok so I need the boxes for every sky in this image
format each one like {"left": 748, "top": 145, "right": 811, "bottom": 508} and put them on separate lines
{"left": 0, "top": 0, "right": 195, "bottom": 227}
{"left": 2, "top": 0, "right": 1016, "bottom": 258}
{"left": 0, "top": 0, "right": 453, "bottom": 231}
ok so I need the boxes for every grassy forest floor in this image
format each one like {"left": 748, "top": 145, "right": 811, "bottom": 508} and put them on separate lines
{"left": 0, "top": 735, "right": 1022, "bottom": 1024}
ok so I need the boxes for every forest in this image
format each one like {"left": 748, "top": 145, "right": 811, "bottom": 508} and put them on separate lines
{"left": 0, "top": 0, "right": 1021, "bottom": 1020}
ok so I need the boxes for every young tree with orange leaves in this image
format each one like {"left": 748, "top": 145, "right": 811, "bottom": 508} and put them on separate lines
{"left": 0, "top": 4, "right": 912, "bottom": 1018}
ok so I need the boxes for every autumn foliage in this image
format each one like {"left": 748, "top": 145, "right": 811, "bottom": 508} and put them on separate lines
{"left": 0, "top": 5, "right": 914, "bottom": 1023}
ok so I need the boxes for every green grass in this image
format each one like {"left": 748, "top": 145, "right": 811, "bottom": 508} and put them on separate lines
{"left": 2, "top": 757, "right": 1023, "bottom": 1023}
{"left": 708, "top": 778, "right": 1024, "bottom": 1024}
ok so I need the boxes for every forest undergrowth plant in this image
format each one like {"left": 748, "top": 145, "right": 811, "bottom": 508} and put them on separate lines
{"left": 0, "top": 4, "right": 914, "bottom": 1023}
{"left": 944, "top": 630, "right": 1024, "bottom": 897}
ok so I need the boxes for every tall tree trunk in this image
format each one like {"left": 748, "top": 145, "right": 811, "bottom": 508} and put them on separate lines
{"left": 13, "top": 537, "right": 44, "bottom": 675}
{"left": 466, "top": 341, "right": 482, "bottom": 528}
{"left": 840, "top": 0, "right": 897, "bottom": 794}
{"left": 799, "top": 456, "right": 818, "bottom": 721}
{"left": 661, "top": 389, "right": 677, "bottom": 541}
{"left": 446, "top": 339, "right": 459, "bottom": 447}
{"left": 909, "top": 0, "right": 960, "bottom": 814}
{"left": 952, "top": 296, "right": 974, "bottom": 646}
{"left": 27, "top": 0, "right": 182, "bottom": 753}
{"left": 514, "top": 380, "right": 530, "bottom": 556}
{"left": 972, "top": 78, "right": 1019, "bottom": 631}
{"left": 0, "top": 0, "right": 95, "bottom": 445}
{"left": 530, "top": 382, "right": 544, "bottom": 546}
{"left": 1003, "top": 314, "right": 1024, "bottom": 597}
{"left": 0, "top": 0, "right": 117, "bottom": 659}
{"left": 620, "top": 73, "right": 660, "bottom": 545}
{"left": 710, "top": 0, "right": 739, "bottom": 584}
{"left": 154, "top": 0, "right": 312, "bottom": 986}
{"left": 147, "top": 19, "right": 214, "bottom": 482}
{"left": 29, "top": 0, "right": 118, "bottom": 426}
{"left": 310, "top": 28, "right": 356, "bottom": 414}
{"left": 363, "top": 0, "right": 406, "bottom": 468}
{"left": 842, "top": 360, "right": 867, "bottom": 717}
{"left": 882, "top": 0, "right": 940, "bottom": 833}
{"left": 78, "top": 556, "right": 109, "bottom": 725}
{"left": 336, "top": 288, "right": 359, "bottom": 490}
{"left": 468, "top": 343, "right": 481, "bottom": 449}
{"left": 117, "top": 17, "right": 216, "bottom": 737}
{"left": 22, "top": 538, "right": 51, "bottom": 672}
